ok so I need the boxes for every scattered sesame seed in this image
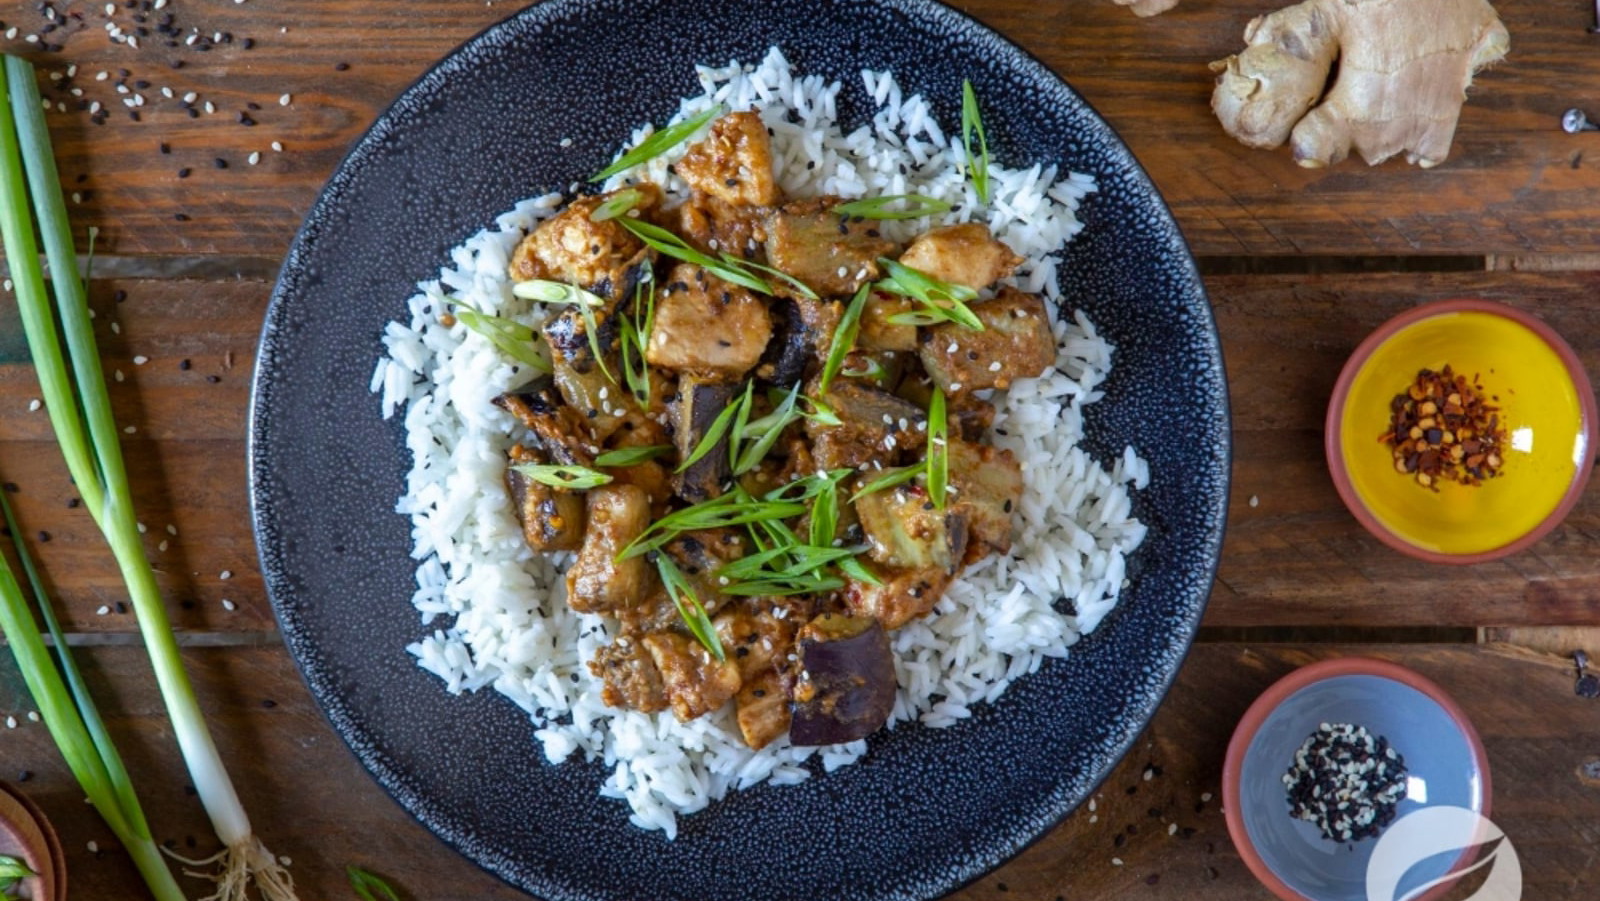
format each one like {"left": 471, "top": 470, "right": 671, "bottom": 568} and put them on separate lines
{"left": 123, "top": 426, "right": 136, "bottom": 434}
{"left": 1144, "top": 768, "right": 1154, "bottom": 781}
{"left": 28, "top": 399, "right": 41, "bottom": 412}
{"left": 26, "top": 712, "right": 38, "bottom": 723}
{"left": 213, "top": 157, "right": 227, "bottom": 169}
{"left": 279, "top": 93, "right": 291, "bottom": 106}
{"left": 158, "top": 540, "right": 169, "bottom": 552}
{"left": 949, "top": 382, "right": 962, "bottom": 392}
{"left": 988, "top": 361, "right": 1002, "bottom": 372}
{"left": 1249, "top": 495, "right": 1260, "bottom": 507}
{"left": 248, "top": 151, "right": 261, "bottom": 165}
{"left": 1201, "top": 792, "right": 1213, "bottom": 802}
{"left": 1111, "top": 858, "right": 1123, "bottom": 867}
{"left": 334, "top": 62, "right": 349, "bottom": 71}
{"left": 167, "top": 524, "right": 178, "bottom": 536}
{"left": 137, "top": 523, "right": 147, "bottom": 534}
{"left": 114, "top": 369, "right": 125, "bottom": 382}
{"left": 270, "top": 141, "right": 283, "bottom": 152}
{"left": 133, "top": 355, "right": 149, "bottom": 365}
{"left": 4, "top": 717, "right": 14, "bottom": 729}
{"left": 87, "top": 840, "right": 98, "bottom": 853}
{"left": 204, "top": 101, "right": 215, "bottom": 114}
{"left": 221, "top": 599, "right": 237, "bottom": 611}
{"left": 95, "top": 605, "right": 110, "bottom": 616}
{"left": 182, "top": 91, "right": 197, "bottom": 104}
{"left": 111, "top": 321, "right": 121, "bottom": 334}
{"left": 220, "top": 570, "right": 232, "bottom": 580}
{"left": 1168, "top": 822, "right": 1179, "bottom": 836}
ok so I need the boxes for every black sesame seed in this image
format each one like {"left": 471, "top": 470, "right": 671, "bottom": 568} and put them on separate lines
{"left": 159, "top": 142, "right": 170, "bottom": 154}
{"left": 114, "top": 289, "right": 127, "bottom": 302}
{"left": 66, "top": 498, "right": 79, "bottom": 508}
{"left": 213, "top": 157, "right": 228, "bottom": 169}
{"left": 174, "top": 213, "right": 190, "bottom": 221}
{"left": 334, "top": 61, "right": 349, "bottom": 71}
{"left": 37, "top": 531, "right": 50, "bottom": 543}
{"left": 176, "top": 168, "right": 190, "bottom": 178}
{"left": 205, "top": 376, "right": 220, "bottom": 384}
{"left": 179, "top": 359, "right": 191, "bottom": 371}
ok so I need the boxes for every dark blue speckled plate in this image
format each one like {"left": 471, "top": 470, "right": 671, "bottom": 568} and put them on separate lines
{"left": 249, "top": 1, "right": 1229, "bottom": 899}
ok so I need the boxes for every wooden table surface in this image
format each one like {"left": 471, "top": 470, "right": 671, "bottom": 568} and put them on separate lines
{"left": 1, "top": 0, "right": 1597, "bottom": 898}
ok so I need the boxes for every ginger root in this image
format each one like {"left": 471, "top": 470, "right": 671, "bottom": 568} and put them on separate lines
{"left": 1209, "top": 0, "right": 1509, "bottom": 168}
{"left": 1114, "top": 0, "right": 1182, "bottom": 16}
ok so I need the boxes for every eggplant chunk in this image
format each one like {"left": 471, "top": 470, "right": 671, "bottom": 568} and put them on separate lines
{"left": 947, "top": 438, "right": 1024, "bottom": 562}
{"left": 674, "top": 111, "right": 780, "bottom": 207}
{"left": 505, "top": 444, "right": 586, "bottom": 552}
{"left": 565, "top": 484, "right": 657, "bottom": 614}
{"left": 842, "top": 563, "right": 950, "bottom": 630}
{"left": 918, "top": 288, "right": 1057, "bottom": 393}
{"left": 753, "top": 297, "right": 812, "bottom": 387}
{"left": 539, "top": 298, "right": 666, "bottom": 445}
{"left": 854, "top": 485, "right": 970, "bottom": 574}
{"left": 494, "top": 383, "right": 597, "bottom": 467}
{"left": 509, "top": 186, "right": 661, "bottom": 294}
{"left": 735, "top": 669, "right": 792, "bottom": 750}
{"left": 764, "top": 197, "right": 896, "bottom": 296}
{"left": 896, "top": 222, "right": 1021, "bottom": 291}
{"left": 805, "top": 381, "right": 926, "bottom": 471}
{"left": 589, "top": 637, "right": 669, "bottom": 714}
{"left": 671, "top": 375, "right": 737, "bottom": 502}
{"left": 789, "top": 614, "right": 896, "bottom": 746}
{"left": 646, "top": 264, "right": 772, "bottom": 380}
{"left": 641, "top": 631, "right": 743, "bottom": 723}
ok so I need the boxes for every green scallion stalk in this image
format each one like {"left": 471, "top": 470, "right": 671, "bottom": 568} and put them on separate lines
{"left": 1, "top": 54, "right": 298, "bottom": 900}
{"left": 655, "top": 554, "right": 725, "bottom": 660}
{"left": 591, "top": 104, "right": 724, "bottom": 182}
{"left": 593, "top": 445, "right": 671, "bottom": 467}
{"left": 961, "top": 79, "right": 991, "bottom": 204}
{"left": 588, "top": 187, "right": 643, "bottom": 223}
{"left": 927, "top": 387, "right": 950, "bottom": 510}
{"left": 617, "top": 217, "right": 773, "bottom": 295}
{"left": 677, "top": 383, "right": 748, "bottom": 474}
{"left": 347, "top": 866, "right": 402, "bottom": 901}
{"left": 512, "top": 463, "right": 613, "bottom": 490}
{"left": 819, "top": 284, "right": 871, "bottom": 395}
{"left": 876, "top": 258, "right": 984, "bottom": 331}
{"left": 831, "top": 194, "right": 954, "bottom": 220}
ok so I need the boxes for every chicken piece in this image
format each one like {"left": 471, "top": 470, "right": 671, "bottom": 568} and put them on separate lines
{"left": 918, "top": 289, "right": 1057, "bottom": 393}
{"left": 504, "top": 444, "right": 586, "bottom": 552}
{"left": 896, "top": 222, "right": 1022, "bottom": 290}
{"left": 665, "top": 194, "right": 767, "bottom": 259}
{"left": 734, "top": 669, "right": 791, "bottom": 750}
{"left": 854, "top": 485, "right": 970, "bottom": 574}
{"left": 589, "top": 637, "right": 669, "bottom": 714}
{"left": 494, "top": 383, "right": 597, "bottom": 467}
{"left": 805, "top": 381, "right": 926, "bottom": 471}
{"left": 645, "top": 264, "right": 772, "bottom": 380}
{"left": 948, "top": 391, "right": 996, "bottom": 441}
{"left": 946, "top": 438, "right": 1024, "bottom": 561}
{"left": 661, "top": 528, "right": 747, "bottom": 616}
{"left": 841, "top": 563, "right": 951, "bottom": 631}
{"left": 674, "top": 111, "right": 779, "bottom": 207}
{"left": 509, "top": 185, "right": 661, "bottom": 296}
{"left": 641, "top": 631, "right": 743, "bottom": 722}
{"left": 857, "top": 293, "right": 919, "bottom": 352}
{"left": 764, "top": 198, "right": 896, "bottom": 296}
{"left": 565, "top": 484, "right": 657, "bottom": 614}
{"left": 670, "top": 375, "right": 737, "bottom": 502}
{"left": 713, "top": 598, "right": 805, "bottom": 682}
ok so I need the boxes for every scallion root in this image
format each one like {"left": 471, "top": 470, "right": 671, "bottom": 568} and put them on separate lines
{"left": 165, "top": 838, "right": 298, "bottom": 901}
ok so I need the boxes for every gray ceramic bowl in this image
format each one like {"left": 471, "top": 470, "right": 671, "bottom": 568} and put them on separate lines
{"left": 1223, "top": 658, "right": 1492, "bottom": 901}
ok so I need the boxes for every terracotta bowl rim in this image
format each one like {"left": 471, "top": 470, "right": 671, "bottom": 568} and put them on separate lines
{"left": 1324, "top": 297, "right": 1599, "bottom": 565}
{"left": 1221, "top": 656, "right": 1493, "bottom": 901}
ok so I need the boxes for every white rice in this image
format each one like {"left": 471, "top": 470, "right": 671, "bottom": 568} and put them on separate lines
{"left": 373, "top": 48, "right": 1146, "bottom": 837}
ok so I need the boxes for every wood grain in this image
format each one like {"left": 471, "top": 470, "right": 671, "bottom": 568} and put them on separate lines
{"left": 0, "top": 0, "right": 1591, "bottom": 259}
{"left": 0, "top": 643, "right": 1590, "bottom": 899}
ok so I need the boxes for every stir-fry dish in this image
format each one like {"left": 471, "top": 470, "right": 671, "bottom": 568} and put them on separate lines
{"left": 491, "top": 111, "right": 1058, "bottom": 749}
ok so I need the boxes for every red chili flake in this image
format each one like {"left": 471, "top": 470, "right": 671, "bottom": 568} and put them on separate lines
{"left": 1380, "top": 365, "right": 1506, "bottom": 490}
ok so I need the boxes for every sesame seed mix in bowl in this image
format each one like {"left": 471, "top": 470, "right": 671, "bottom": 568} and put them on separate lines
{"left": 1283, "top": 722, "right": 1408, "bottom": 842}
{"left": 371, "top": 48, "right": 1148, "bottom": 837}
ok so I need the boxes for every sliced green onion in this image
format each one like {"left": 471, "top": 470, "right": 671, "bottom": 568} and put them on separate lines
{"left": 836, "top": 555, "right": 883, "bottom": 586}
{"left": 656, "top": 554, "right": 726, "bottom": 660}
{"left": 961, "top": 79, "right": 992, "bottom": 204}
{"left": 809, "top": 474, "right": 840, "bottom": 548}
{"left": 831, "top": 193, "right": 954, "bottom": 220}
{"left": 446, "top": 296, "right": 553, "bottom": 374}
{"left": 589, "top": 187, "right": 644, "bottom": 223}
{"left": 722, "top": 253, "right": 818, "bottom": 300}
{"left": 511, "top": 279, "right": 605, "bottom": 307}
{"left": 819, "top": 283, "right": 871, "bottom": 395}
{"left": 618, "top": 217, "right": 772, "bottom": 295}
{"left": 591, "top": 104, "right": 725, "bottom": 182}
{"left": 850, "top": 464, "right": 921, "bottom": 502}
{"left": 618, "top": 493, "right": 808, "bottom": 560}
{"left": 678, "top": 382, "right": 749, "bottom": 474}
{"left": 927, "top": 387, "right": 950, "bottom": 510}
{"left": 733, "top": 382, "right": 802, "bottom": 475}
{"left": 594, "top": 445, "right": 671, "bottom": 467}
{"left": 619, "top": 280, "right": 655, "bottom": 404}
{"left": 0, "top": 53, "right": 293, "bottom": 897}
{"left": 574, "top": 295, "right": 614, "bottom": 383}
{"left": 876, "top": 258, "right": 984, "bottom": 331}
{"left": 763, "top": 468, "right": 856, "bottom": 503}
{"left": 728, "top": 380, "right": 755, "bottom": 471}
{"left": 719, "top": 574, "right": 845, "bottom": 597}
{"left": 841, "top": 356, "right": 887, "bottom": 381}
{"left": 347, "top": 866, "right": 402, "bottom": 901}
{"left": 512, "top": 463, "right": 613, "bottom": 490}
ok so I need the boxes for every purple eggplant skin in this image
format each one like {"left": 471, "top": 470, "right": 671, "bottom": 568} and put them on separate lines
{"left": 788, "top": 615, "right": 897, "bottom": 746}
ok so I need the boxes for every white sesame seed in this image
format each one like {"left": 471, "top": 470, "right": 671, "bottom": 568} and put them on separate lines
{"left": 96, "top": 71, "right": 108, "bottom": 81}
{"left": 28, "top": 399, "right": 41, "bottom": 412}
{"left": 3, "top": 28, "right": 15, "bottom": 40}
{"left": 114, "top": 369, "right": 124, "bottom": 382}
{"left": 1111, "top": 858, "right": 1123, "bottom": 867}
{"left": 137, "top": 522, "right": 147, "bottom": 534}
{"left": 95, "top": 605, "right": 110, "bottom": 616}
{"left": 123, "top": 426, "right": 136, "bottom": 434}
{"left": 111, "top": 322, "right": 122, "bottom": 336}
{"left": 279, "top": 93, "right": 292, "bottom": 106}
{"left": 836, "top": 266, "right": 847, "bottom": 278}
{"left": 271, "top": 141, "right": 284, "bottom": 152}
{"left": 4, "top": 717, "right": 14, "bottom": 729}
{"left": 949, "top": 382, "right": 962, "bottom": 392}
{"left": 105, "top": 3, "right": 116, "bottom": 15}
{"left": 89, "top": 101, "right": 102, "bottom": 114}
{"left": 278, "top": 856, "right": 292, "bottom": 867}
{"left": 155, "top": 0, "right": 168, "bottom": 9}
{"left": 559, "top": 136, "right": 573, "bottom": 148}
{"left": 1201, "top": 792, "right": 1213, "bottom": 802}
{"left": 1168, "top": 822, "right": 1178, "bottom": 836}
{"left": 182, "top": 91, "right": 197, "bottom": 104}
{"left": 158, "top": 540, "right": 168, "bottom": 552}
{"left": 222, "top": 599, "right": 237, "bottom": 611}
{"left": 1249, "top": 495, "right": 1259, "bottom": 507}
{"left": 1089, "top": 815, "right": 1098, "bottom": 824}
{"left": 161, "top": 87, "right": 174, "bottom": 99}
{"left": 127, "top": 35, "right": 139, "bottom": 49}
{"left": 24, "top": 35, "right": 39, "bottom": 45}
{"left": 220, "top": 570, "right": 233, "bottom": 580}
{"left": 133, "top": 355, "right": 149, "bottom": 365}
{"left": 87, "top": 839, "right": 98, "bottom": 853}
{"left": 947, "top": 341, "right": 958, "bottom": 353}
{"left": 204, "top": 101, "right": 216, "bottom": 114}
{"left": 1144, "top": 768, "right": 1154, "bottom": 781}
{"left": 26, "top": 711, "right": 39, "bottom": 722}
{"left": 69, "top": 87, "right": 83, "bottom": 97}
{"left": 248, "top": 151, "right": 261, "bottom": 166}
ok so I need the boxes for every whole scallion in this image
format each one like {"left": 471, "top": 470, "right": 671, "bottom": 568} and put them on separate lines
{"left": 0, "top": 55, "right": 299, "bottom": 901}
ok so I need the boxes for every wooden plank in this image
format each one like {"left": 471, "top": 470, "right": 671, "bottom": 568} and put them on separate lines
{"left": 1206, "top": 270, "right": 1600, "bottom": 628}
{"left": 0, "top": 0, "right": 1590, "bottom": 258}
{"left": 0, "top": 643, "right": 1589, "bottom": 899}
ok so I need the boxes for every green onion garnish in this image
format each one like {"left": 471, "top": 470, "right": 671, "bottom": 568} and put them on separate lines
{"left": 589, "top": 187, "right": 644, "bottom": 223}
{"left": 808, "top": 472, "right": 841, "bottom": 548}
{"left": 656, "top": 554, "right": 726, "bottom": 660}
{"left": 591, "top": 104, "right": 725, "bottom": 182}
{"left": 347, "top": 866, "right": 402, "bottom": 901}
{"left": 594, "top": 445, "right": 671, "bottom": 467}
{"left": 841, "top": 356, "right": 887, "bottom": 381}
{"left": 618, "top": 491, "right": 809, "bottom": 561}
{"left": 876, "top": 258, "right": 984, "bottom": 331}
{"left": 722, "top": 253, "right": 819, "bottom": 300}
{"left": 512, "top": 279, "right": 606, "bottom": 307}
{"left": 961, "top": 79, "right": 991, "bottom": 204}
{"left": 512, "top": 463, "right": 613, "bottom": 490}
{"left": 831, "top": 193, "right": 954, "bottom": 220}
{"left": 927, "top": 387, "right": 950, "bottom": 510}
{"left": 795, "top": 394, "right": 843, "bottom": 427}
{"left": 619, "top": 279, "right": 655, "bottom": 405}
{"left": 732, "top": 382, "right": 802, "bottom": 475}
{"left": 819, "top": 283, "right": 871, "bottom": 395}
{"left": 836, "top": 554, "right": 883, "bottom": 586}
{"left": 617, "top": 217, "right": 773, "bottom": 295}
{"left": 678, "top": 382, "right": 750, "bottom": 474}
{"left": 850, "top": 464, "right": 921, "bottom": 502}
{"left": 446, "top": 296, "right": 553, "bottom": 374}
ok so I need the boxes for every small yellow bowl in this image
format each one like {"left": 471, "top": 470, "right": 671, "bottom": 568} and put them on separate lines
{"left": 1326, "top": 299, "right": 1597, "bottom": 563}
